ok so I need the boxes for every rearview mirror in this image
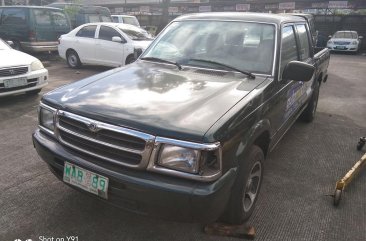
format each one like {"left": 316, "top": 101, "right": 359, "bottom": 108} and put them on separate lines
{"left": 112, "top": 36, "right": 123, "bottom": 43}
{"left": 282, "top": 61, "right": 315, "bottom": 82}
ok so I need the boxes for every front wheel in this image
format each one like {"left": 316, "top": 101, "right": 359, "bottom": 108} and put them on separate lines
{"left": 220, "top": 145, "right": 264, "bottom": 224}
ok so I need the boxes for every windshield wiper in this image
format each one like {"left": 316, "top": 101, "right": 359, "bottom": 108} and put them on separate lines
{"left": 141, "top": 57, "right": 182, "bottom": 70}
{"left": 188, "top": 58, "right": 255, "bottom": 79}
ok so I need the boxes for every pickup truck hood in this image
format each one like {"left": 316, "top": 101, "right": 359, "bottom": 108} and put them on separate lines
{"left": 43, "top": 61, "right": 266, "bottom": 142}
{"left": 0, "top": 49, "right": 37, "bottom": 68}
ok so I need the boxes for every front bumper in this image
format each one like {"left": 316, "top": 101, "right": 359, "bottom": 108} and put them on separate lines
{"left": 20, "top": 41, "right": 59, "bottom": 52}
{"left": 327, "top": 45, "right": 358, "bottom": 52}
{"left": 32, "top": 129, "right": 236, "bottom": 223}
{"left": 0, "top": 68, "right": 48, "bottom": 97}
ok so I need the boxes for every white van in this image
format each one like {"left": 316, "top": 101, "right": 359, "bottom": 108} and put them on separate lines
{"left": 111, "top": 15, "right": 140, "bottom": 27}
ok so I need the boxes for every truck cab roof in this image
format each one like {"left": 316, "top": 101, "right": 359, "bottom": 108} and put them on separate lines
{"left": 175, "top": 12, "right": 306, "bottom": 25}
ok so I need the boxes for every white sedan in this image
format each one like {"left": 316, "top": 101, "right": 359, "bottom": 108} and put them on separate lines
{"left": 327, "top": 31, "right": 363, "bottom": 52}
{"left": 58, "top": 23, "right": 153, "bottom": 68}
{"left": 0, "top": 39, "right": 48, "bottom": 97}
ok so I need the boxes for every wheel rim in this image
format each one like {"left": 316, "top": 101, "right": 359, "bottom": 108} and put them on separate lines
{"left": 68, "top": 54, "right": 77, "bottom": 67}
{"left": 242, "top": 161, "right": 262, "bottom": 212}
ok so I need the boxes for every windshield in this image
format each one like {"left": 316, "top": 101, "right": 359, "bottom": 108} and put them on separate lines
{"left": 0, "top": 39, "right": 10, "bottom": 50}
{"left": 123, "top": 16, "right": 139, "bottom": 26}
{"left": 334, "top": 32, "right": 357, "bottom": 39}
{"left": 118, "top": 25, "right": 152, "bottom": 41}
{"left": 142, "top": 21, "right": 275, "bottom": 75}
{"left": 87, "top": 14, "right": 111, "bottom": 23}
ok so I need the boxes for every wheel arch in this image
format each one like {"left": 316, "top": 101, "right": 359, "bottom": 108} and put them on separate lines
{"left": 234, "top": 119, "right": 272, "bottom": 163}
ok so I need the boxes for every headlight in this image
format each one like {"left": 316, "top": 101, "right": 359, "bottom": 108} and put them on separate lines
{"left": 31, "top": 60, "right": 44, "bottom": 71}
{"left": 158, "top": 144, "right": 201, "bottom": 174}
{"left": 39, "top": 106, "right": 55, "bottom": 132}
{"left": 352, "top": 41, "right": 358, "bottom": 45}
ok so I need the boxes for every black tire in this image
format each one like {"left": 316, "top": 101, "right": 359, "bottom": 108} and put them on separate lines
{"left": 300, "top": 80, "right": 320, "bottom": 123}
{"left": 26, "top": 88, "right": 42, "bottom": 95}
{"left": 66, "top": 50, "right": 81, "bottom": 69}
{"left": 221, "top": 145, "right": 264, "bottom": 224}
{"left": 125, "top": 55, "right": 136, "bottom": 65}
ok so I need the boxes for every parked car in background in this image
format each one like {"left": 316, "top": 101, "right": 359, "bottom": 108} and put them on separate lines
{"left": 327, "top": 31, "right": 362, "bottom": 52}
{"left": 112, "top": 15, "right": 140, "bottom": 27}
{"left": 48, "top": 3, "right": 112, "bottom": 29}
{"left": 0, "top": 38, "right": 48, "bottom": 96}
{"left": 58, "top": 23, "right": 153, "bottom": 68}
{"left": 0, "top": 6, "right": 71, "bottom": 52}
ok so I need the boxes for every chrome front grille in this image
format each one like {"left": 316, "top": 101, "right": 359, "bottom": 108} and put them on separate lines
{"left": 334, "top": 41, "right": 351, "bottom": 45}
{"left": 0, "top": 66, "right": 28, "bottom": 77}
{"left": 56, "top": 111, "right": 155, "bottom": 169}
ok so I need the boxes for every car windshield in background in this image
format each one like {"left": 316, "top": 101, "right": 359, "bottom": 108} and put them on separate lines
{"left": 142, "top": 21, "right": 275, "bottom": 75}
{"left": 334, "top": 32, "right": 357, "bottom": 39}
{"left": 118, "top": 25, "right": 152, "bottom": 40}
{"left": 0, "top": 39, "right": 10, "bottom": 50}
{"left": 123, "top": 17, "right": 139, "bottom": 26}
{"left": 87, "top": 14, "right": 111, "bottom": 23}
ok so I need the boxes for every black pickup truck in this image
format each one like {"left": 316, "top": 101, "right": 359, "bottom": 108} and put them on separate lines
{"left": 33, "top": 13, "right": 329, "bottom": 224}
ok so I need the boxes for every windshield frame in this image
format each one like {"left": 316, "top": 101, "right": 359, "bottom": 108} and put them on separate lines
{"left": 140, "top": 19, "right": 278, "bottom": 77}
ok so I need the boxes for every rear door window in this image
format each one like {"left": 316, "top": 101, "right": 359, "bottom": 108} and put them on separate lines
{"left": 34, "top": 9, "right": 51, "bottom": 26}
{"left": 295, "top": 24, "right": 311, "bottom": 60}
{"left": 1, "top": 8, "right": 26, "bottom": 25}
{"left": 280, "top": 25, "right": 299, "bottom": 77}
{"left": 51, "top": 11, "right": 69, "bottom": 27}
{"left": 76, "top": 25, "right": 97, "bottom": 38}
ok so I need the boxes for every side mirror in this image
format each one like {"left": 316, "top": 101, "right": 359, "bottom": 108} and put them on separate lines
{"left": 282, "top": 61, "right": 315, "bottom": 82}
{"left": 359, "top": 36, "right": 363, "bottom": 39}
{"left": 328, "top": 35, "right": 332, "bottom": 38}
{"left": 112, "top": 36, "right": 123, "bottom": 43}
{"left": 6, "top": 41, "right": 14, "bottom": 47}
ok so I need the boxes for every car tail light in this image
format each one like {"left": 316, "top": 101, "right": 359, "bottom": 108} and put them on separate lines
{"left": 29, "top": 31, "right": 36, "bottom": 41}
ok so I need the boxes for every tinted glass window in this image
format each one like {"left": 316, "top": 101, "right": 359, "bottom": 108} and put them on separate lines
{"left": 87, "top": 14, "right": 100, "bottom": 23}
{"left": 34, "top": 9, "right": 51, "bottom": 26}
{"left": 51, "top": 11, "right": 69, "bottom": 27}
{"left": 280, "top": 25, "right": 298, "bottom": 77}
{"left": 143, "top": 21, "right": 275, "bottom": 75}
{"left": 123, "top": 17, "right": 138, "bottom": 26}
{"left": 98, "top": 26, "right": 122, "bottom": 41}
{"left": 334, "top": 32, "right": 357, "bottom": 39}
{"left": 76, "top": 25, "right": 96, "bottom": 38}
{"left": 1, "top": 8, "right": 26, "bottom": 25}
{"left": 296, "top": 24, "right": 310, "bottom": 60}
{"left": 112, "top": 16, "right": 119, "bottom": 23}
{"left": 101, "top": 15, "right": 112, "bottom": 22}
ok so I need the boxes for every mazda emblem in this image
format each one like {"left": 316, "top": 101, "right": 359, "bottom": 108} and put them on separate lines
{"left": 88, "top": 122, "right": 99, "bottom": 132}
